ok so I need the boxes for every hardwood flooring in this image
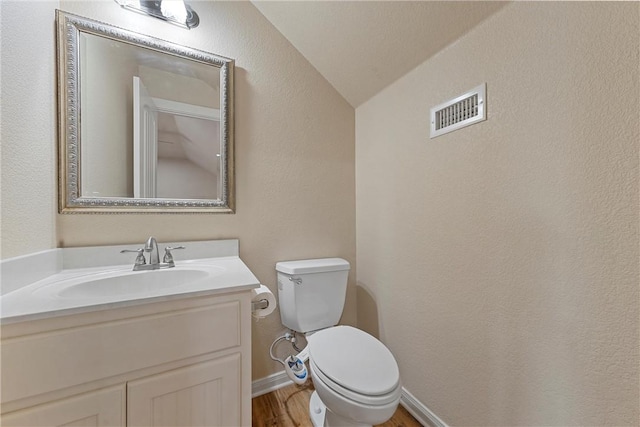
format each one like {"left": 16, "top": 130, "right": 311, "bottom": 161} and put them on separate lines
{"left": 252, "top": 383, "right": 422, "bottom": 427}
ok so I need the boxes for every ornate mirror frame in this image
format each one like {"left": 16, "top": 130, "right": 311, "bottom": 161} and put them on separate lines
{"left": 56, "top": 10, "right": 234, "bottom": 213}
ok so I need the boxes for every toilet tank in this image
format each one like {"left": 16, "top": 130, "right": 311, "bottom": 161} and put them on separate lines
{"left": 276, "top": 258, "right": 350, "bottom": 333}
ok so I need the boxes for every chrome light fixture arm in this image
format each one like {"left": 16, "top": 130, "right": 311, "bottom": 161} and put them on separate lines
{"left": 114, "top": 0, "right": 200, "bottom": 29}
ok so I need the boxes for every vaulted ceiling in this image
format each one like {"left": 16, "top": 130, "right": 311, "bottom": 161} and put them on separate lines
{"left": 252, "top": 1, "right": 507, "bottom": 107}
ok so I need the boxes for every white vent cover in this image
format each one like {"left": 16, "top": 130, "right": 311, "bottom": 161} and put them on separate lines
{"left": 430, "top": 83, "right": 486, "bottom": 138}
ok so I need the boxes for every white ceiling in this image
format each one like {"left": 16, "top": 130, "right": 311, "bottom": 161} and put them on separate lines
{"left": 252, "top": 1, "right": 507, "bottom": 107}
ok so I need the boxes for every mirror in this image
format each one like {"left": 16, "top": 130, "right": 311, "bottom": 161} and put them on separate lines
{"left": 57, "top": 10, "right": 234, "bottom": 213}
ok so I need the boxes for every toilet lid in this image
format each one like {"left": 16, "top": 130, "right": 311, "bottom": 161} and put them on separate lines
{"left": 308, "top": 326, "right": 400, "bottom": 396}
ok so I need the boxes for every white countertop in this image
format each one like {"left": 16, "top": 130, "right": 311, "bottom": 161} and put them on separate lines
{"left": 0, "top": 240, "right": 261, "bottom": 324}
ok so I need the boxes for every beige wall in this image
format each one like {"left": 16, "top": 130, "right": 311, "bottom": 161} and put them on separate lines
{"left": 0, "top": 0, "right": 59, "bottom": 258}
{"left": 1, "top": 1, "right": 356, "bottom": 380}
{"left": 356, "top": 2, "right": 638, "bottom": 426}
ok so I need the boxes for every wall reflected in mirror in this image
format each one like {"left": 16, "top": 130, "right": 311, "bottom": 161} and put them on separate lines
{"left": 79, "top": 32, "right": 221, "bottom": 200}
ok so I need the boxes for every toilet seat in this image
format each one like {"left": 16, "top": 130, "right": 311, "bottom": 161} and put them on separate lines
{"left": 308, "top": 326, "right": 401, "bottom": 406}
{"left": 310, "top": 358, "right": 401, "bottom": 406}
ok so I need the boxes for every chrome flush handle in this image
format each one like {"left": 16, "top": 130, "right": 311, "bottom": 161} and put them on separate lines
{"left": 289, "top": 276, "right": 302, "bottom": 285}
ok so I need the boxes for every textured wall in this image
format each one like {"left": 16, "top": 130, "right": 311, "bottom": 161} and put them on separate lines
{"left": 356, "top": 2, "right": 639, "bottom": 426}
{"left": 253, "top": 1, "right": 507, "bottom": 107}
{"left": 0, "top": 1, "right": 59, "bottom": 259}
{"left": 3, "top": 1, "right": 356, "bottom": 381}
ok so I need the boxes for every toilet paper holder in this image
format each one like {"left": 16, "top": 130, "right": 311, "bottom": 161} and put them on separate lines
{"left": 251, "top": 284, "right": 276, "bottom": 320}
{"left": 252, "top": 299, "right": 269, "bottom": 311}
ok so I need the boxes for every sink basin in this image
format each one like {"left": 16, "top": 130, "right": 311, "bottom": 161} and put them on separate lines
{"left": 33, "top": 265, "right": 225, "bottom": 300}
{"left": 59, "top": 269, "right": 210, "bottom": 298}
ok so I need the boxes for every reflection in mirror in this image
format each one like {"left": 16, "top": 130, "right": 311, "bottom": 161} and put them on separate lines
{"left": 57, "top": 10, "right": 234, "bottom": 213}
{"left": 154, "top": 107, "right": 221, "bottom": 200}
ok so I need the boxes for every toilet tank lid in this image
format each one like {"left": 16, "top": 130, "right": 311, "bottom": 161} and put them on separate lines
{"left": 276, "top": 258, "right": 350, "bottom": 274}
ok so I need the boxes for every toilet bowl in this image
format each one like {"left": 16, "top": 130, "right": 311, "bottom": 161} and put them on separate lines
{"left": 307, "top": 326, "right": 402, "bottom": 427}
{"left": 275, "top": 258, "right": 401, "bottom": 427}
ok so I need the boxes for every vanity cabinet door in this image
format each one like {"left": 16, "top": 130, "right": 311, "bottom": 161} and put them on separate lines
{"left": 0, "top": 385, "right": 125, "bottom": 427}
{"left": 127, "top": 353, "right": 242, "bottom": 427}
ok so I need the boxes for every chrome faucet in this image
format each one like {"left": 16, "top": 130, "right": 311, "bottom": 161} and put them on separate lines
{"left": 120, "top": 236, "right": 185, "bottom": 271}
{"left": 145, "top": 236, "right": 160, "bottom": 266}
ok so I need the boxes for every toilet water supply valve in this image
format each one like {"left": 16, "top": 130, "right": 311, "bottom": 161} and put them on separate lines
{"left": 270, "top": 331, "right": 308, "bottom": 385}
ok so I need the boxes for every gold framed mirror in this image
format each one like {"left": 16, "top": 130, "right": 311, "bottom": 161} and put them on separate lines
{"left": 57, "top": 10, "right": 234, "bottom": 213}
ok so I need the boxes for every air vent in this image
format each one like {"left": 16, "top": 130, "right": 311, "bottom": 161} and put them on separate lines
{"left": 430, "top": 83, "right": 486, "bottom": 138}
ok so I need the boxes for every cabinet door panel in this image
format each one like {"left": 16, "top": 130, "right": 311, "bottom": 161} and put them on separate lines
{"left": 128, "top": 354, "right": 241, "bottom": 427}
{"left": 0, "top": 385, "right": 125, "bottom": 427}
{"left": 2, "top": 301, "right": 240, "bottom": 404}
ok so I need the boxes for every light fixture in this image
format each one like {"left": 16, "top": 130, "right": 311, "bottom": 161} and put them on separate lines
{"left": 114, "top": 0, "right": 199, "bottom": 29}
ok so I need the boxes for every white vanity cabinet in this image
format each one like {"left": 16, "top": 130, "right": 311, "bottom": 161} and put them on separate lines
{"left": 1, "top": 386, "right": 126, "bottom": 427}
{"left": 0, "top": 291, "right": 252, "bottom": 427}
{"left": 127, "top": 355, "right": 241, "bottom": 426}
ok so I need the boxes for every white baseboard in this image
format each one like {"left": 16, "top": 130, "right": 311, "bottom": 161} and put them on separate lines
{"left": 252, "top": 370, "right": 292, "bottom": 398}
{"left": 252, "top": 372, "right": 448, "bottom": 427}
{"left": 400, "top": 387, "right": 448, "bottom": 427}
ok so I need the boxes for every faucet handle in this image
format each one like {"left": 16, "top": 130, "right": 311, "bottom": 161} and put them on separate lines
{"left": 120, "top": 248, "right": 146, "bottom": 266}
{"left": 163, "top": 246, "right": 185, "bottom": 265}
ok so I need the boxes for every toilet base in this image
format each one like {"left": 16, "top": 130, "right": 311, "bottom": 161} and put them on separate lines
{"left": 308, "top": 391, "right": 372, "bottom": 427}
{"left": 309, "top": 391, "right": 325, "bottom": 427}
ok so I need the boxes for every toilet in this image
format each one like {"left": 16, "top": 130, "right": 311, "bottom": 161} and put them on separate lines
{"left": 276, "top": 258, "right": 402, "bottom": 427}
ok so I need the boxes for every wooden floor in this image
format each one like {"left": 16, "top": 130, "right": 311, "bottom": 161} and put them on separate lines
{"left": 252, "top": 383, "right": 422, "bottom": 427}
